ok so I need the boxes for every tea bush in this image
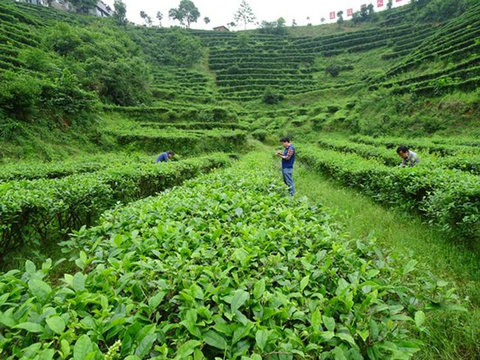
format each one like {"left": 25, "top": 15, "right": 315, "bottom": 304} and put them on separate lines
{"left": 0, "top": 153, "right": 461, "bottom": 358}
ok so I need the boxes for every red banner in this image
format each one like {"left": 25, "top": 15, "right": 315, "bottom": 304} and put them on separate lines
{"left": 377, "top": 0, "right": 384, "bottom": 7}
{"left": 396, "top": 0, "right": 402, "bottom": 2}
{"left": 330, "top": 11, "right": 336, "bottom": 19}
{"left": 347, "top": 8, "right": 353, "bottom": 16}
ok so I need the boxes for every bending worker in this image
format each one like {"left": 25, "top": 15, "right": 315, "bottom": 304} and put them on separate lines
{"left": 397, "top": 146, "right": 420, "bottom": 167}
{"left": 156, "top": 151, "right": 174, "bottom": 163}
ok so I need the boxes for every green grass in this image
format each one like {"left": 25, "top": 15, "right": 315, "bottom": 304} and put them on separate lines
{"left": 293, "top": 163, "right": 480, "bottom": 359}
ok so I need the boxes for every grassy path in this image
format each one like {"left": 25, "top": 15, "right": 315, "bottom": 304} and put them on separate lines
{"left": 292, "top": 162, "right": 480, "bottom": 359}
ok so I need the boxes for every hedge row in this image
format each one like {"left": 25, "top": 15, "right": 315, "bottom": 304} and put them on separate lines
{"left": 108, "top": 129, "right": 247, "bottom": 154}
{"left": 0, "top": 154, "right": 231, "bottom": 254}
{"left": 0, "top": 152, "right": 455, "bottom": 358}
{"left": 216, "top": 78, "right": 315, "bottom": 87}
{"left": 350, "top": 135, "right": 480, "bottom": 156}
{"left": 387, "top": 11, "right": 480, "bottom": 76}
{"left": 0, "top": 153, "right": 156, "bottom": 183}
{"left": 300, "top": 146, "right": 480, "bottom": 242}
{"left": 210, "top": 61, "right": 303, "bottom": 71}
{"left": 138, "top": 121, "right": 249, "bottom": 131}
{"left": 104, "top": 105, "right": 237, "bottom": 123}
{"left": 216, "top": 73, "right": 311, "bottom": 81}
{"left": 215, "top": 67, "right": 314, "bottom": 75}
{"left": 317, "top": 137, "right": 480, "bottom": 175}
{"left": 392, "top": 74, "right": 480, "bottom": 96}
{"left": 377, "top": 56, "right": 480, "bottom": 89}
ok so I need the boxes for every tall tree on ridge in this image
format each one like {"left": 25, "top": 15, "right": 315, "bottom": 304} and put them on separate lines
{"left": 169, "top": 0, "right": 200, "bottom": 28}
{"left": 113, "top": 0, "right": 127, "bottom": 25}
{"left": 156, "top": 11, "right": 163, "bottom": 26}
{"left": 234, "top": 0, "right": 256, "bottom": 30}
{"left": 140, "top": 11, "right": 152, "bottom": 26}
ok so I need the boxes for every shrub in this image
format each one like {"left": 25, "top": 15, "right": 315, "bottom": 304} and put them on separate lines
{"left": 325, "top": 64, "right": 341, "bottom": 77}
{"left": 137, "top": 28, "right": 204, "bottom": 67}
{"left": 0, "top": 71, "right": 43, "bottom": 121}
{"left": 252, "top": 129, "right": 267, "bottom": 141}
{"left": 262, "top": 87, "right": 284, "bottom": 105}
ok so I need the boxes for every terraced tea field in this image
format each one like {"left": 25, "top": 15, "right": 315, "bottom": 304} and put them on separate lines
{"left": 0, "top": 0, "right": 479, "bottom": 358}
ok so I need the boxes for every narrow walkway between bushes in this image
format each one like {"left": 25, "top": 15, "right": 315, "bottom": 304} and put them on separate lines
{"left": 292, "top": 162, "right": 480, "bottom": 360}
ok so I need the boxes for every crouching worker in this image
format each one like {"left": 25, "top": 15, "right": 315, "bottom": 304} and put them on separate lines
{"left": 156, "top": 151, "right": 174, "bottom": 163}
{"left": 276, "top": 137, "right": 296, "bottom": 196}
{"left": 397, "top": 146, "right": 420, "bottom": 168}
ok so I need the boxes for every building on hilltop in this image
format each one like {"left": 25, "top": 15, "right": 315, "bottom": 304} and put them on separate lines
{"left": 89, "top": 1, "right": 113, "bottom": 17}
{"left": 50, "top": 0, "right": 74, "bottom": 12}
{"left": 22, "top": 0, "right": 42, "bottom": 4}
{"left": 16, "top": 0, "right": 113, "bottom": 17}
{"left": 213, "top": 26, "right": 230, "bottom": 32}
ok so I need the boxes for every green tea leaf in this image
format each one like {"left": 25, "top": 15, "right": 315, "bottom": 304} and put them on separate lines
{"left": 175, "top": 340, "right": 201, "bottom": 359}
{"left": 323, "top": 316, "right": 336, "bottom": 332}
{"left": 255, "top": 329, "right": 269, "bottom": 351}
{"left": 204, "top": 330, "right": 226, "bottom": 350}
{"left": 73, "top": 335, "right": 93, "bottom": 360}
{"left": 61, "top": 339, "right": 71, "bottom": 358}
{"left": 28, "top": 278, "right": 52, "bottom": 302}
{"left": 300, "top": 275, "right": 309, "bottom": 292}
{"left": 72, "top": 272, "right": 86, "bottom": 292}
{"left": 231, "top": 289, "right": 249, "bottom": 313}
{"left": 336, "top": 332, "right": 356, "bottom": 347}
{"left": 148, "top": 291, "right": 166, "bottom": 309}
{"left": 135, "top": 333, "right": 156, "bottom": 358}
{"left": 46, "top": 315, "right": 65, "bottom": 334}
{"left": 253, "top": 279, "right": 265, "bottom": 299}
{"left": 414, "top": 311, "right": 425, "bottom": 328}
{"left": 311, "top": 309, "right": 322, "bottom": 332}
{"left": 15, "top": 322, "right": 44, "bottom": 333}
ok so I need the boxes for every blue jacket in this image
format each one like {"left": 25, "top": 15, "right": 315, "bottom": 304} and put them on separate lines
{"left": 156, "top": 152, "right": 169, "bottom": 163}
{"left": 282, "top": 145, "right": 296, "bottom": 169}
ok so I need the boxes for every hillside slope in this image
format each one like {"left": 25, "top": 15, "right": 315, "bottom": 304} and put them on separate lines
{"left": 0, "top": 0, "right": 479, "bottom": 161}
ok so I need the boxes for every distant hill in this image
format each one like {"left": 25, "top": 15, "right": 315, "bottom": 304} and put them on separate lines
{"left": 0, "top": 0, "right": 479, "bottom": 160}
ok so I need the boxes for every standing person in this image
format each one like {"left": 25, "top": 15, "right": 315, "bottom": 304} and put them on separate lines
{"left": 156, "top": 151, "right": 174, "bottom": 163}
{"left": 397, "top": 146, "right": 420, "bottom": 167}
{"left": 276, "top": 137, "right": 296, "bottom": 196}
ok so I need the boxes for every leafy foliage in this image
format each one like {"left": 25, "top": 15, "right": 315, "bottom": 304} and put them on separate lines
{"left": 113, "top": 0, "right": 128, "bottom": 26}
{"left": 0, "top": 153, "right": 461, "bottom": 358}
{"left": 130, "top": 28, "right": 203, "bottom": 68}
{"left": 301, "top": 145, "right": 480, "bottom": 241}
{"left": 233, "top": 0, "right": 256, "bottom": 30}
{"left": 0, "top": 154, "right": 231, "bottom": 254}
{"left": 168, "top": 0, "right": 200, "bottom": 28}
{"left": 262, "top": 87, "right": 284, "bottom": 104}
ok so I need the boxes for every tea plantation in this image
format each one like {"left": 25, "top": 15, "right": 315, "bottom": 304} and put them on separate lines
{"left": 0, "top": 0, "right": 479, "bottom": 358}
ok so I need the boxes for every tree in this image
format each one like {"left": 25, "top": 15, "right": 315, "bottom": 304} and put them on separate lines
{"left": 71, "top": 0, "right": 96, "bottom": 14}
{"left": 367, "top": 3, "right": 375, "bottom": 15}
{"left": 234, "top": 0, "right": 256, "bottom": 30}
{"left": 169, "top": 0, "right": 200, "bottom": 28}
{"left": 228, "top": 21, "right": 236, "bottom": 28}
{"left": 204, "top": 16, "right": 210, "bottom": 25}
{"left": 321, "top": 17, "right": 325, "bottom": 23}
{"left": 337, "top": 11, "right": 344, "bottom": 25}
{"left": 156, "top": 11, "right": 163, "bottom": 26}
{"left": 292, "top": 19, "right": 297, "bottom": 27}
{"left": 387, "top": 0, "right": 393, "bottom": 10}
{"left": 140, "top": 11, "right": 152, "bottom": 26}
{"left": 258, "top": 18, "right": 287, "bottom": 35}
{"left": 360, "top": 5, "right": 368, "bottom": 20}
{"left": 113, "top": 0, "right": 128, "bottom": 26}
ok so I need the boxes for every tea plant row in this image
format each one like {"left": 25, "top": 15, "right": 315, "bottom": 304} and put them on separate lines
{"left": 0, "top": 153, "right": 461, "bottom": 359}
